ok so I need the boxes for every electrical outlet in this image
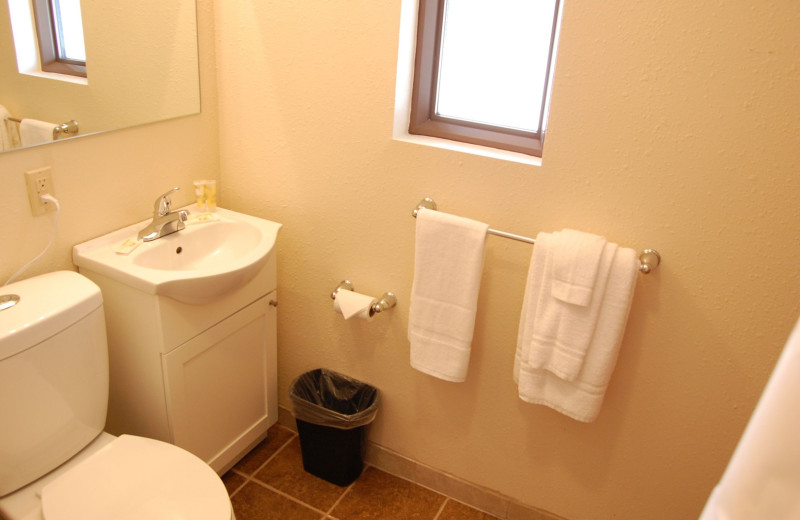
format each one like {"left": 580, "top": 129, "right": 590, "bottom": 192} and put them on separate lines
{"left": 25, "top": 167, "right": 56, "bottom": 216}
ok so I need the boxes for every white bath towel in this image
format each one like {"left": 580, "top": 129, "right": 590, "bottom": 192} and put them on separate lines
{"left": 408, "top": 208, "right": 489, "bottom": 382}
{"left": 515, "top": 239, "right": 638, "bottom": 422}
{"left": 19, "top": 118, "right": 55, "bottom": 147}
{"left": 699, "top": 315, "right": 800, "bottom": 520}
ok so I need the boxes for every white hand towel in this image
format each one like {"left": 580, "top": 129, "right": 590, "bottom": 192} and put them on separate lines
{"left": 516, "top": 245, "right": 638, "bottom": 422}
{"left": 19, "top": 118, "right": 55, "bottom": 147}
{"left": 551, "top": 229, "right": 607, "bottom": 306}
{"left": 408, "top": 208, "right": 489, "bottom": 382}
{"left": 699, "top": 315, "right": 800, "bottom": 520}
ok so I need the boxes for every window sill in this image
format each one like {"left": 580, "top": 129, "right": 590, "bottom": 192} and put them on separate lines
{"left": 392, "top": 131, "right": 542, "bottom": 167}
{"left": 21, "top": 70, "right": 88, "bottom": 85}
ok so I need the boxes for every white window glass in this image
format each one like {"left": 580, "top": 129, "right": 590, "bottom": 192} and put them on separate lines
{"left": 436, "top": 0, "right": 558, "bottom": 133}
{"left": 51, "top": 0, "right": 86, "bottom": 62}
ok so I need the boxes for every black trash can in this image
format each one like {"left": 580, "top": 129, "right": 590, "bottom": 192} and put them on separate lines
{"left": 289, "top": 368, "right": 379, "bottom": 486}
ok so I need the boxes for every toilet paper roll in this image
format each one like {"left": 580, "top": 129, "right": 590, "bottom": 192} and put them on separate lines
{"left": 334, "top": 290, "right": 377, "bottom": 321}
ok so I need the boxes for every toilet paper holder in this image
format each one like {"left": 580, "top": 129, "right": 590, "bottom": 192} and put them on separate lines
{"left": 330, "top": 280, "right": 397, "bottom": 316}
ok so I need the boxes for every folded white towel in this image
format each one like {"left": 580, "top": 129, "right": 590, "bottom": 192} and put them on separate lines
{"left": 534, "top": 239, "right": 616, "bottom": 381}
{"left": 515, "top": 231, "right": 616, "bottom": 382}
{"left": 699, "top": 315, "right": 800, "bottom": 520}
{"left": 19, "top": 118, "right": 55, "bottom": 147}
{"left": 515, "top": 243, "right": 638, "bottom": 422}
{"left": 408, "top": 209, "right": 489, "bottom": 382}
{"left": 551, "top": 229, "right": 607, "bottom": 306}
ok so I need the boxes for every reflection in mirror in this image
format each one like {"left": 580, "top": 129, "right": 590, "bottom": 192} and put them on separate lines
{"left": 0, "top": 0, "right": 200, "bottom": 154}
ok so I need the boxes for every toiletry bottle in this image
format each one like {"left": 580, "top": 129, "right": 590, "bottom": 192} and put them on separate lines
{"left": 205, "top": 180, "right": 217, "bottom": 211}
{"left": 193, "top": 181, "right": 206, "bottom": 211}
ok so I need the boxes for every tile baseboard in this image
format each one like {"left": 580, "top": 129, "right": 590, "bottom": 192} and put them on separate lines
{"left": 277, "top": 405, "right": 565, "bottom": 520}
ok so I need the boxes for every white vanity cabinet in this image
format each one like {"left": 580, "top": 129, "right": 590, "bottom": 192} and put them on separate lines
{"left": 77, "top": 251, "right": 279, "bottom": 475}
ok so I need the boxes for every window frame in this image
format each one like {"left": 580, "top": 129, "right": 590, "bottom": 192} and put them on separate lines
{"left": 31, "top": 0, "right": 87, "bottom": 78}
{"left": 408, "top": 0, "right": 561, "bottom": 157}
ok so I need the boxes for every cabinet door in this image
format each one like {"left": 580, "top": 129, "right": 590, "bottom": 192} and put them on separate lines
{"left": 162, "top": 294, "right": 277, "bottom": 472}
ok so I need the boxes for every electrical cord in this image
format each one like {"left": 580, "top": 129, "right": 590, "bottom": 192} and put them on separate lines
{"left": 3, "top": 193, "right": 61, "bottom": 286}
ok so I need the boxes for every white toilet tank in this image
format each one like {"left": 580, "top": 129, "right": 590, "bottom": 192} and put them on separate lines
{"left": 0, "top": 271, "right": 109, "bottom": 497}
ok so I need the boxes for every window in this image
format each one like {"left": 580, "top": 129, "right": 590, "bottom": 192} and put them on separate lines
{"left": 409, "top": 0, "right": 561, "bottom": 157}
{"left": 31, "top": 0, "right": 87, "bottom": 77}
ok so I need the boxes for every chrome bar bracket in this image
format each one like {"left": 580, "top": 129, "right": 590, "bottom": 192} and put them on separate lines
{"left": 638, "top": 249, "right": 661, "bottom": 274}
{"left": 330, "top": 280, "right": 354, "bottom": 300}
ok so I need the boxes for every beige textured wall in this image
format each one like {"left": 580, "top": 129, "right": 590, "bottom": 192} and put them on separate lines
{"left": 216, "top": 1, "right": 800, "bottom": 519}
{"left": 0, "top": 0, "right": 218, "bottom": 282}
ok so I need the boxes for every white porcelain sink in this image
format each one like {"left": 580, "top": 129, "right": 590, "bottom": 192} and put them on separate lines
{"left": 73, "top": 207, "right": 281, "bottom": 304}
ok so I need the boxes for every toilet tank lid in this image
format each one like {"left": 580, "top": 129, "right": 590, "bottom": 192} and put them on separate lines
{"left": 0, "top": 271, "right": 103, "bottom": 361}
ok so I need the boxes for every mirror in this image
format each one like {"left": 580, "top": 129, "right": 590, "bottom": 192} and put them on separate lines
{"left": 0, "top": 0, "right": 200, "bottom": 154}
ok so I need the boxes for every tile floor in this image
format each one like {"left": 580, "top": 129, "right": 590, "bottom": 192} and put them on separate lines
{"left": 223, "top": 424, "right": 500, "bottom": 520}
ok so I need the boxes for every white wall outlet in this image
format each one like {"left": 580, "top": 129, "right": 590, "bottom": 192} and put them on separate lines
{"left": 25, "top": 167, "right": 56, "bottom": 216}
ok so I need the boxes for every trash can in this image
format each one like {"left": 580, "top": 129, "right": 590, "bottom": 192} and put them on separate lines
{"left": 289, "top": 368, "right": 380, "bottom": 486}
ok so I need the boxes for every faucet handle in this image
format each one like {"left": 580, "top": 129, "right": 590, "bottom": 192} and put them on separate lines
{"left": 154, "top": 187, "right": 180, "bottom": 216}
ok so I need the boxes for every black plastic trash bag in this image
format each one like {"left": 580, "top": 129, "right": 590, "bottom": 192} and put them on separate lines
{"left": 289, "top": 368, "right": 379, "bottom": 430}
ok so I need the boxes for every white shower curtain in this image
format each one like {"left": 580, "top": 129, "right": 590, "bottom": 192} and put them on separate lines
{"left": 699, "top": 315, "right": 800, "bottom": 519}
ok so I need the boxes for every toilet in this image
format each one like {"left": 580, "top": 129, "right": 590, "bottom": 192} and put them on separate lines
{"left": 0, "top": 271, "right": 234, "bottom": 520}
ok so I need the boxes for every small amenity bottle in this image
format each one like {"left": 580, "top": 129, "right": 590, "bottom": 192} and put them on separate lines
{"left": 204, "top": 180, "right": 217, "bottom": 211}
{"left": 193, "top": 180, "right": 206, "bottom": 211}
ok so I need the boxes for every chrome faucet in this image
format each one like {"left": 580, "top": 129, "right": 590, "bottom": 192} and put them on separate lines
{"left": 137, "top": 187, "right": 189, "bottom": 241}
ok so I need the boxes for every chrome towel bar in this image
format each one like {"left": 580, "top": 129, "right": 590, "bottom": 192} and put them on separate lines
{"left": 5, "top": 117, "right": 79, "bottom": 140}
{"left": 411, "top": 197, "right": 661, "bottom": 274}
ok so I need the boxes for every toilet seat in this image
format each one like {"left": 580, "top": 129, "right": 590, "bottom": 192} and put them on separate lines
{"left": 41, "top": 435, "right": 231, "bottom": 520}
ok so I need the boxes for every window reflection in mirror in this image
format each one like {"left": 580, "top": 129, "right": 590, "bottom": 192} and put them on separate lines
{"left": 33, "top": 0, "right": 87, "bottom": 77}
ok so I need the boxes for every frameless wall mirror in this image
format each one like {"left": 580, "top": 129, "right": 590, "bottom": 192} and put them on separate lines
{"left": 0, "top": 0, "right": 200, "bottom": 154}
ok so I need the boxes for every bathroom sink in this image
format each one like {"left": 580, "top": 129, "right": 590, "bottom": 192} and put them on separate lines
{"left": 132, "top": 220, "right": 261, "bottom": 271}
{"left": 73, "top": 207, "right": 281, "bottom": 304}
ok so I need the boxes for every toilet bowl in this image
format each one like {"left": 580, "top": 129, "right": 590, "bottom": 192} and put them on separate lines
{"left": 0, "top": 271, "right": 234, "bottom": 520}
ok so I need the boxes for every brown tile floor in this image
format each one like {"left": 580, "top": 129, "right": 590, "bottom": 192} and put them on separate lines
{"left": 223, "top": 425, "right": 500, "bottom": 520}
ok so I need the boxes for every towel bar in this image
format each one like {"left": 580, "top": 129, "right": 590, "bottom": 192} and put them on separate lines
{"left": 411, "top": 197, "right": 661, "bottom": 274}
{"left": 5, "top": 117, "right": 79, "bottom": 140}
